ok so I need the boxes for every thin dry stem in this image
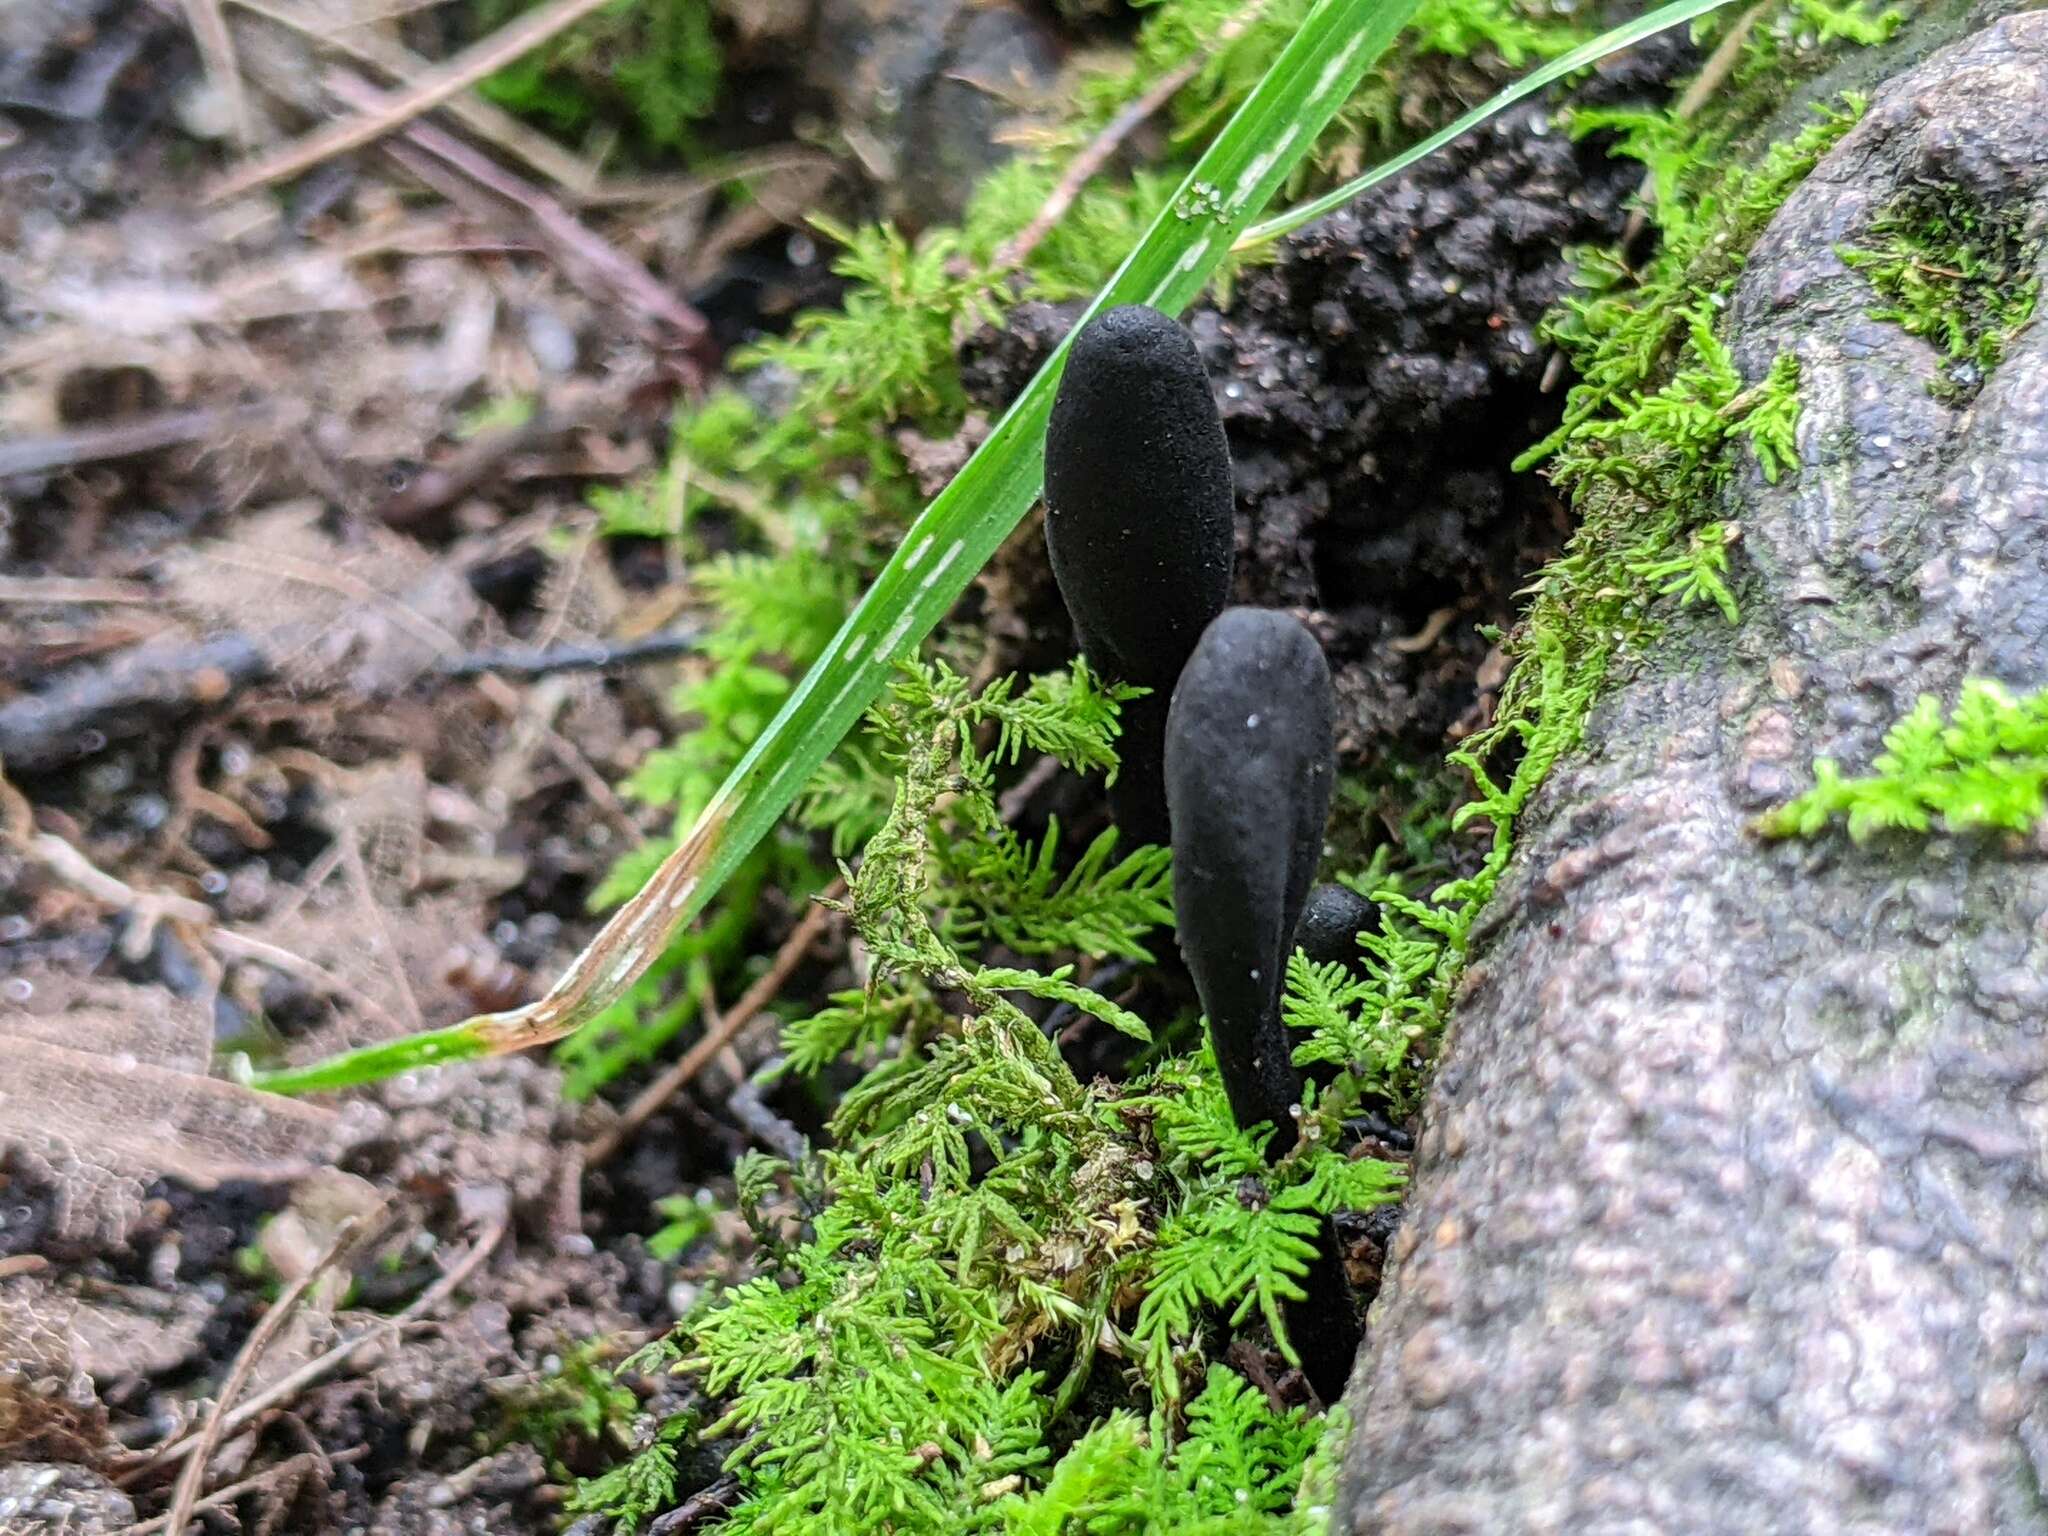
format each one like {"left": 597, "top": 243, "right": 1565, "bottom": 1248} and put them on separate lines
{"left": 207, "top": 0, "right": 619, "bottom": 202}
{"left": 17, "top": 822, "right": 410, "bottom": 1036}
{"left": 126, "top": 1212, "right": 508, "bottom": 1482}
{"left": 180, "top": 0, "right": 252, "bottom": 145}
{"left": 996, "top": 0, "right": 1270, "bottom": 271}
{"left": 225, "top": 0, "right": 594, "bottom": 191}
{"left": 162, "top": 1217, "right": 366, "bottom": 1536}
{"left": 329, "top": 70, "right": 708, "bottom": 351}
{"left": 1619, "top": 2, "right": 1767, "bottom": 247}
{"left": 584, "top": 889, "right": 845, "bottom": 1166}
{"left": 118, "top": 1448, "right": 367, "bottom": 1536}
{"left": 0, "top": 575, "right": 157, "bottom": 605}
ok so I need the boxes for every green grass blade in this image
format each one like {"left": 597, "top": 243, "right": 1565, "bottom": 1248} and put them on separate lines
{"left": 248, "top": 0, "right": 1427, "bottom": 1096}
{"left": 1238, "top": 0, "right": 1740, "bottom": 250}
{"left": 235, "top": 1023, "right": 491, "bottom": 1095}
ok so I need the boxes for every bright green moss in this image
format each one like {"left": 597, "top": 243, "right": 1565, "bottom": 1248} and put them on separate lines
{"left": 569, "top": 660, "right": 1404, "bottom": 1532}
{"left": 473, "top": 0, "right": 721, "bottom": 153}
{"left": 1760, "top": 680, "right": 2048, "bottom": 840}
{"left": 1840, "top": 185, "right": 2043, "bottom": 399}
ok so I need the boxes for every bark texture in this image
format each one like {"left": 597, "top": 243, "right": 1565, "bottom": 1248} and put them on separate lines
{"left": 1338, "top": 14, "right": 2048, "bottom": 1534}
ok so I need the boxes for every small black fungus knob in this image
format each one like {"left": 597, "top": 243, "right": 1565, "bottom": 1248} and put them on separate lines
{"left": 1294, "top": 883, "right": 1379, "bottom": 973}
{"left": 1045, "top": 303, "right": 1234, "bottom": 846}
{"left": 1165, "top": 607, "right": 1333, "bottom": 1156}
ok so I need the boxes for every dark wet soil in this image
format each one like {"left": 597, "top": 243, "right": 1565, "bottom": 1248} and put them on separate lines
{"left": 966, "top": 35, "right": 1691, "bottom": 790}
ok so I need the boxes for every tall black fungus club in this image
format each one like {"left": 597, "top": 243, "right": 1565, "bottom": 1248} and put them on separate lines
{"left": 1044, "top": 303, "right": 1234, "bottom": 847}
{"left": 1166, "top": 606, "right": 1359, "bottom": 1404}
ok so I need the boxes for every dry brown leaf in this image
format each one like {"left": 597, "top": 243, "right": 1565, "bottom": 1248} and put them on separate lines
{"left": 0, "top": 979, "right": 353, "bottom": 1247}
{"left": 0, "top": 1274, "right": 110, "bottom": 1466}
{"left": 162, "top": 500, "right": 486, "bottom": 695}
{"left": 319, "top": 757, "right": 430, "bottom": 901}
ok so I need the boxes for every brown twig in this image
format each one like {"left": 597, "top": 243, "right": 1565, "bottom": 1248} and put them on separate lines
{"left": 434, "top": 629, "right": 704, "bottom": 681}
{"left": 161, "top": 1217, "right": 365, "bottom": 1536}
{"left": 223, "top": 0, "right": 593, "bottom": 192}
{"left": 577, "top": 146, "right": 842, "bottom": 209}
{"left": 0, "top": 635, "right": 271, "bottom": 775}
{"left": 995, "top": 0, "right": 1269, "bottom": 272}
{"left": 1618, "top": 3, "right": 1767, "bottom": 253}
{"left": 0, "top": 211, "right": 531, "bottom": 379}
{"left": 119, "top": 1448, "right": 366, "bottom": 1536}
{"left": 584, "top": 890, "right": 845, "bottom": 1167}
{"left": 15, "top": 821, "right": 410, "bottom": 1035}
{"left": 728, "top": 1057, "right": 807, "bottom": 1162}
{"left": 332, "top": 71, "right": 709, "bottom": 359}
{"left": 0, "top": 405, "right": 276, "bottom": 480}
{"left": 206, "top": 0, "right": 620, "bottom": 203}
{"left": 648, "top": 1478, "right": 745, "bottom": 1534}
{"left": 1537, "top": 6, "right": 1765, "bottom": 396}
{"left": 996, "top": 753, "right": 1064, "bottom": 824}
{"left": 319, "top": 0, "right": 451, "bottom": 25}
{"left": 0, "top": 575, "right": 157, "bottom": 606}
{"left": 0, "top": 768, "right": 31, "bottom": 843}
{"left": 472, "top": 672, "right": 644, "bottom": 845}
{"left": 179, "top": 0, "right": 250, "bottom": 145}
{"left": 126, "top": 1212, "right": 508, "bottom": 1483}
{"left": 684, "top": 978, "right": 794, "bottom": 1163}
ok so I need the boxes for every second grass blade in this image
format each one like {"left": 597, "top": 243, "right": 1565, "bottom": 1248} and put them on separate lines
{"left": 1238, "top": 0, "right": 1741, "bottom": 249}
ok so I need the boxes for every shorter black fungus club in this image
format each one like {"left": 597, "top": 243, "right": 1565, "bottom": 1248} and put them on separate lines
{"left": 1164, "top": 606, "right": 1331, "bottom": 1154}
{"left": 1164, "top": 605, "right": 1360, "bottom": 1405}
{"left": 1292, "top": 883, "right": 1380, "bottom": 1096}
{"left": 1043, "top": 303, "right": 1234, "bottom": 847}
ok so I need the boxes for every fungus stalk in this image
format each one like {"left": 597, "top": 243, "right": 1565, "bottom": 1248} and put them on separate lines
{"left": 1165, "top": 606, "right": 1359, "bottom": 1402}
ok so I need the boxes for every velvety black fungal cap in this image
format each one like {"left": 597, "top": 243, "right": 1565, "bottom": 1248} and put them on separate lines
{"left": 1045, "top": 304, "right": 1234, "bottom": 845}
{"left": 1044, "top": 304, "right": 1234, "bottom": 689}
{"left": 1165, "top": 607, "right": 1334, "bottom": 1155}
{"left": 1294, "top": 883, "right": 1379, "bottom": 973}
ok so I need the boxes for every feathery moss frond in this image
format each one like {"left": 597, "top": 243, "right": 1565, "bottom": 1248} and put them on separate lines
{"left": 569, "top": 660, "right": 1401, "bottom": 1529}
{"left": 1760, "top": 681, "right": 2048, "bottom": 841}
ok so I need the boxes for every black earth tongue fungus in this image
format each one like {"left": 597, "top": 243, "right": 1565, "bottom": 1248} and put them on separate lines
{"left": 1165, "top": 607, "right": 1331, "bottom": 1150}
{"left": 1293, "top": 882, "right": 1379, "bottom": 974}
{"left": 1165, "top": 605, "right": 1359, "bottom": 1405}
{"left": 1044, "top": 303, "right": 1234, "bottom": 848}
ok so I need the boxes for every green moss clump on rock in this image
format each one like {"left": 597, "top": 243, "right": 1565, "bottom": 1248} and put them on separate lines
{"left": 1840, "top": 182, "right": 2043, "bottom": 399}
{"left": 1760, "top": 680, "right": 2048, "bottom": 840}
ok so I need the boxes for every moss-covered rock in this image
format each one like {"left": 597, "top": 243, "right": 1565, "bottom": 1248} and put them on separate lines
{"left": 1336, "top": 13, "right": 2048, "bottom": 1531}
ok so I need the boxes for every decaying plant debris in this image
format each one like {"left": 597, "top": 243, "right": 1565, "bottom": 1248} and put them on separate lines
{"left": 5, "top": 0, "right": 2038, "bottom": 1530}
{"left": 2, "top": 3, "right": 830, "bottom": 1526}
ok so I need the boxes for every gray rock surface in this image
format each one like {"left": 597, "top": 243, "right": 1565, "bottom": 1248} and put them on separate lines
{"left": 1338, "top": 13, "right": 2048, "bottom": 1533}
